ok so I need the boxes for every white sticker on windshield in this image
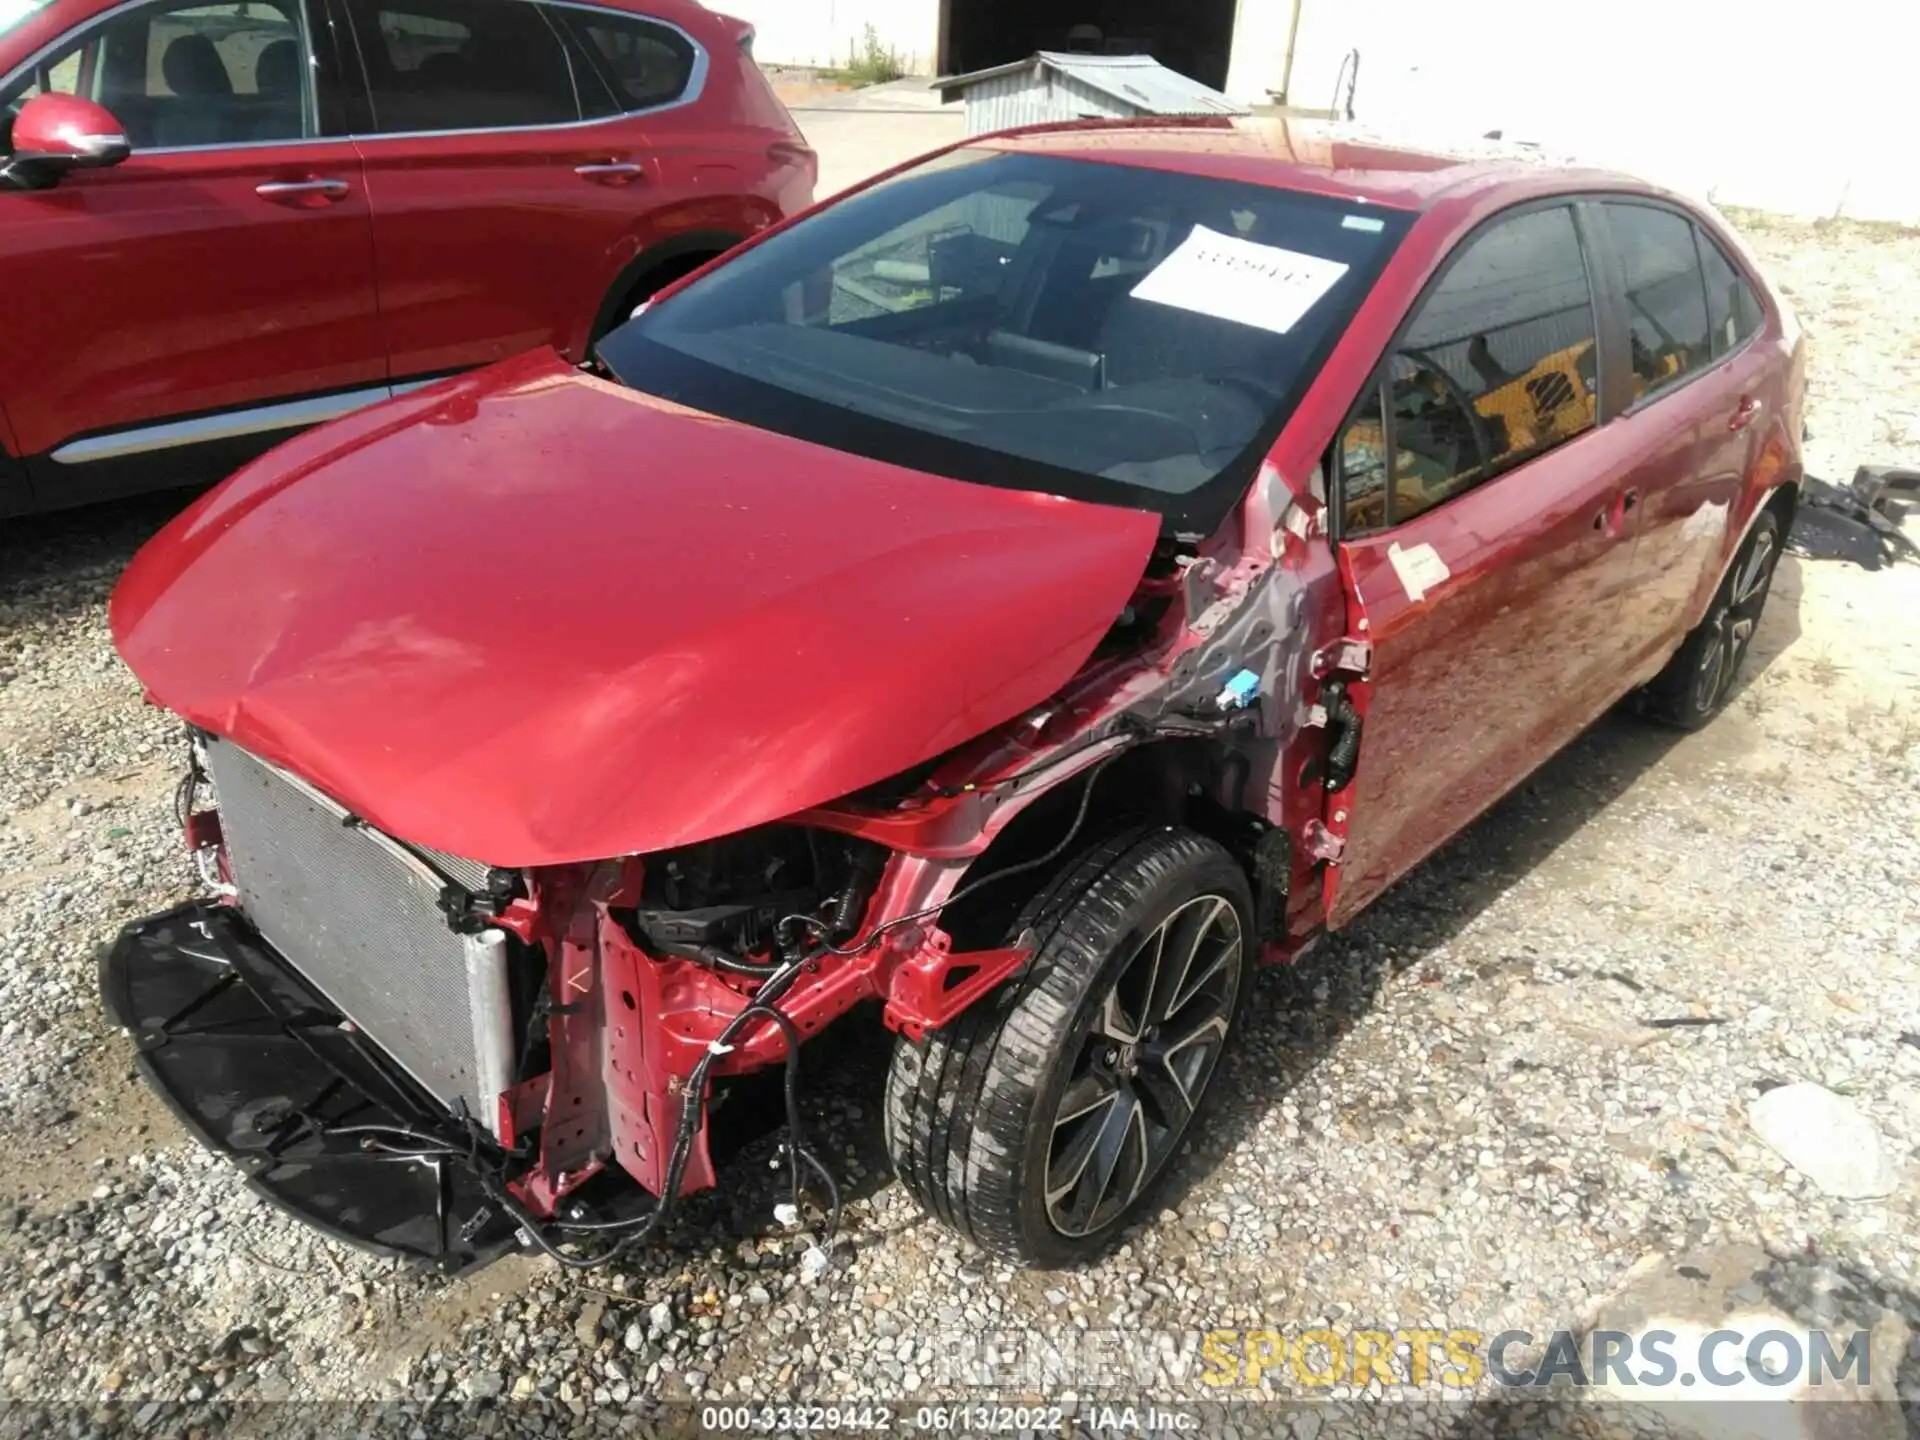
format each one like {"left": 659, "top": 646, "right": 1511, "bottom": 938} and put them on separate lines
{"left": 1130, "top": 225, "right": 1350, "bottom": 336}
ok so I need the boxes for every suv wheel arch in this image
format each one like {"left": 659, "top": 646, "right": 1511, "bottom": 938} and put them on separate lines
{"left": 586, "top": 230, "right": 744, "bottom": 348}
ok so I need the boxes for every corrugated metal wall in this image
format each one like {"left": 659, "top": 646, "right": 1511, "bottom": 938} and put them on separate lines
{"left": 962, "top": 70, "right": 1134, "bottom": 136}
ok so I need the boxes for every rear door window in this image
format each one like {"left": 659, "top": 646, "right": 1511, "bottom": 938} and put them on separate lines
{"left": 348, "top": 0, "right": 580, "bottom": 133}
{"left": 1696, "top": 228, "right": 1764, "bottom": 358}
{"left": 1603, "top": 201, "right": 1714, "bottom": 401}
{"left": 1340, "top": 204, "right": 1599, "bottom": 532}
{"left": 547, "top": 4, "right": 698, "bottom": 117}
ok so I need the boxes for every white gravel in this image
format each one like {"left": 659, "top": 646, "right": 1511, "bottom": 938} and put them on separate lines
{"left": 1, "top": 214, "right": 1916, "bottom": 1427}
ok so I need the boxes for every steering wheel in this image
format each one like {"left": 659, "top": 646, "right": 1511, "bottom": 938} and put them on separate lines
{"left": 1397, "top": 345, "right": 1497, "bottom": 468}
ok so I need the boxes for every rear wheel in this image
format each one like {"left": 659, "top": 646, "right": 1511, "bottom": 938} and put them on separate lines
{"left": 884, "top": 828, "right": 1252, "bottom": 1266}
{"left": 1644, "top": 508, "right": 1782, "bottom": 730}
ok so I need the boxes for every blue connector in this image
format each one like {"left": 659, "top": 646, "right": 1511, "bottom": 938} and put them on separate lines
{"left": 1216, "top": 668, "right": 1262, "bottom": 710}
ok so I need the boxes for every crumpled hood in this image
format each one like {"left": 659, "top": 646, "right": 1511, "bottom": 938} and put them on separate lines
{"left": 111, "top": 351, "right": 1159, "bottom": 866}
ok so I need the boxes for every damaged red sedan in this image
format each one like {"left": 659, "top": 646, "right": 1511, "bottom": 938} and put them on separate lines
{"left": 104, "top": 120, "right": 1803, "bottom": 1271}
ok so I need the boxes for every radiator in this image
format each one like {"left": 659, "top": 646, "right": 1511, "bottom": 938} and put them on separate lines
{"left": 202, "top": 737, "right": 509, "bottom": 1125}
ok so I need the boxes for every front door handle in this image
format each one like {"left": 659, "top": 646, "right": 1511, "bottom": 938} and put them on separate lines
{"left": 574, "top": 161, "right": 645, "bottom": 183}
{"left": 255, "top": 177, "right": 350, "bottom": 204}
{"left": 1729, "top": 395, "right": 1763, "bottom": 432}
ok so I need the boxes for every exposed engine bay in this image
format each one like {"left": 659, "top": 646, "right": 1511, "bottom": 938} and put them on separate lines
{"left": 623, "top": 828, "right": 888, "bottom": 971}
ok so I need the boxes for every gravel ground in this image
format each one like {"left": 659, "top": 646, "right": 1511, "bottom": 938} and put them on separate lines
{"left": 1, "top": 215, "right": 1917, "bottom": 1432}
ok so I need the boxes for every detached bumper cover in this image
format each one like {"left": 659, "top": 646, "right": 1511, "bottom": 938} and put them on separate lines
{"left": 101, "top": 902, "right": 517, "bottom": 1271}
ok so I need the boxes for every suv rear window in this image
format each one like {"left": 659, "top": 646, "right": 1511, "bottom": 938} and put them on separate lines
{"left": 550, "top": 6, "right": 697, "bottom": 115}
{"left": 596, "top": 148, "right": 1411, "bottom": 532}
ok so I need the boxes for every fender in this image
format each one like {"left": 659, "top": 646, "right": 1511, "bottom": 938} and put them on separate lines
{"left": 0, "top": 399, "right": 31, "bottom": 516}
{"left": 1687, "top": 462, "right": 1801, "bottom": 634}
{"left": 0, "top": 445, "right": 30, "bottom": 518}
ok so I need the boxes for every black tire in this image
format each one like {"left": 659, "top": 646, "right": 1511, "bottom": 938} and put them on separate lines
{"left": 1643, "top": 507, "right": 1782, "bottom": 730}
{"left": 884, "top": 827, "right": 1253, "bottom": 1267}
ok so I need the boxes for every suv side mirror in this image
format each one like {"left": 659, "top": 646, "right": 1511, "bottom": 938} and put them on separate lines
{"left": 3, "top": 94, "right": 130, "bottom": 190}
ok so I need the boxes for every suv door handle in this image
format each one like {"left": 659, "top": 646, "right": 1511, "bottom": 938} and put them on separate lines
{"left": 1729, "top": 395, "right": 1763, "bottom": 432}
{"left": 255, "top": 177, "right": 350, "bottom": 202}
{"left": 574, "top": 162, "right": 644, "bottom": 183}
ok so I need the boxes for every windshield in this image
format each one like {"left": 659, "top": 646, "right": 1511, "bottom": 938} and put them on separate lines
{"left": 596, "top": 148, "right": 1411, "bottom": 532}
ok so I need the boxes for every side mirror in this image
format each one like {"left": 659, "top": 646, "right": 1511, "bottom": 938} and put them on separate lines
{"left": 3, "top": 93, "right": 130, "bottom": 190}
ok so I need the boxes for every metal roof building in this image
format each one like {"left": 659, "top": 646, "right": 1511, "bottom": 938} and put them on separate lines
{"left": 935, "top": 52, "right": 1249, "bottom": 138}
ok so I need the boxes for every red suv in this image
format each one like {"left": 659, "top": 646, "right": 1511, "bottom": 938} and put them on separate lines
{"left": 0, "top": 0, "right": 813, "bottom": 517}
{"left": 106, "top": 122, "right": 1801, "bottom": 1272}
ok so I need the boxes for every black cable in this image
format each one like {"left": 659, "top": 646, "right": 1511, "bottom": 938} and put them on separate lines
{"left": 325, "top": 1122, "right": 472, "bottom": 1150}
{"left": 360, "top": 1140, "right": 466, "bottom": 1158}
{"left": 684, "top": 943, "right": 778, "bottom": 977}
{"left": 781, "top": 748, "right": 1122, "bottom": 959}
{"left": 174, "top": 756, "right": 202, "bottom": 829}
{"left": 924, "top": 728, "right": 1121, "bottom": 800}
{"left": 748, "top": 1002, "right": 806, "bottom": 1211}
{"left": 489, "top": 958, "right": 826, "bottom": 1267}
{"left": 798, "top": 1146, "right": 842, "bottom": 1238}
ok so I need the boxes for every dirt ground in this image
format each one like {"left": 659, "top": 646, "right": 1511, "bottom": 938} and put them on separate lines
{"left": 0, "top": 210, "right": 1914, "bottom": 1422}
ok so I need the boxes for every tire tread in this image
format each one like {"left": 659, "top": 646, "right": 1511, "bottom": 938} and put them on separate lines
{"left": 884, "top": 827, "right": 1249, "bottom": 1265}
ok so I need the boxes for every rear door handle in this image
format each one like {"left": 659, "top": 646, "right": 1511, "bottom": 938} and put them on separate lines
{"left": 255, "top": 177, "right": 350, "bottom": 202}
{"left": 574, "top": 162, "right": 644, "bottom": 183}
{"left": 1729, "top": 395, "right": 1763, "bottom": 432}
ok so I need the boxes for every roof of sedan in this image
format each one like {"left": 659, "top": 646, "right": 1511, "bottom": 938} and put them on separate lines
{"left": 981, "top": 117, "right": 1642, "bottom": 211}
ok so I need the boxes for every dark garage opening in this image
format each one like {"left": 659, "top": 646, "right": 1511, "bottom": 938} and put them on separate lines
{"left": 940, "top": 0, "right": 1239, "bottom": 91}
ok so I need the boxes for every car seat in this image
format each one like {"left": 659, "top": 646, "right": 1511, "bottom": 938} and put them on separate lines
{"left": 155, "top": 33, "right": 236, "bottom": 147}
{"left": 252, "top": 38, "right": 302, "bottom": 139}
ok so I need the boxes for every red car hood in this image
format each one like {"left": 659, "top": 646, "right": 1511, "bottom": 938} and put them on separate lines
{"left": 111, "top": 352, "right": 1159, "bottom": 866}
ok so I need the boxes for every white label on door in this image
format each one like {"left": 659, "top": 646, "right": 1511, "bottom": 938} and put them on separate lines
{"left": 1130, "top": 226, "right": 1350, "bottom": 336}
{"left": 1388, "top": 541, "right": 1451, "bottom": 602}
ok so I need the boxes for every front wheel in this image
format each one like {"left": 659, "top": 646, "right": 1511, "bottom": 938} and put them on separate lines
{"left": 884, "top": 828, "right": 1253, "bottom": 1267}
{"left": 1643, "top": 508, "right": 1782, "bottom": 730}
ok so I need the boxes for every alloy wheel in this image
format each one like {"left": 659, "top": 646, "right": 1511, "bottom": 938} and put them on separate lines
{"left": 1044, "top": 893, "right": 1243, "bottom": 1238}
{"left": 1693, "top": 526, "right": 1778, "bottom": 714}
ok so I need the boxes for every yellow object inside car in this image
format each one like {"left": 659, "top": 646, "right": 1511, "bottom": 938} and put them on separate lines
{"left": 1342, "top": 336, "right": 1605, "bottom": 531}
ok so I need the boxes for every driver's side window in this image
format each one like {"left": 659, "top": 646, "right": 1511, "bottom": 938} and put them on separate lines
{"left": 2, "top": 0, "right": 314, "bottom": 154}
{"left": 1339, "top": 203, "right": 1599, "bottom": 534}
